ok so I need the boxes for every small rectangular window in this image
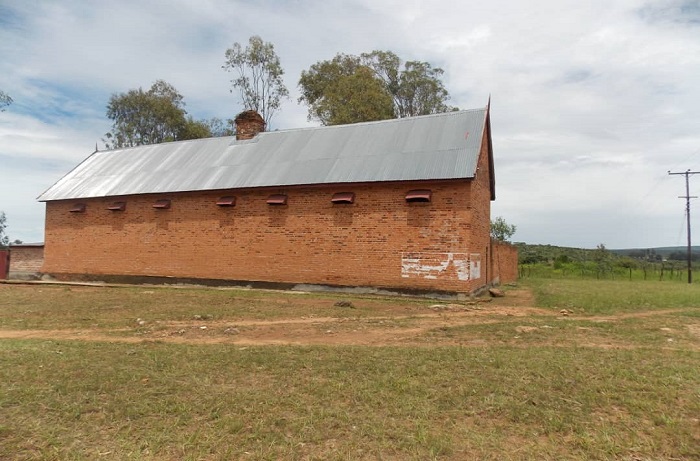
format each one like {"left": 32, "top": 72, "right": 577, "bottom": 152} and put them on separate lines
{"left": 405, "top": 189, "right": 432, "bottom": 203}
{"left": 153, "top": 199, "right": 171, "bottom": 209}
{"left": 266, "top": 194, "right": 287, "bottom": 205}
{"left": 216, "top": 196, "right": 236, "bottom": 207}
{"left": 107, "top": 201, "right": 126, "bottom": 211}
{"left": 69, "top": 203, "right": 86, "bottom": 213}
{"left": 331, "top": 192, "right": 355, "bottom": 204}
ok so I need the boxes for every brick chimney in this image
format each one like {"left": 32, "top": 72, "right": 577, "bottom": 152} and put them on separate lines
{"left": 234, "top": 110, "right": 266, "bottom": 140}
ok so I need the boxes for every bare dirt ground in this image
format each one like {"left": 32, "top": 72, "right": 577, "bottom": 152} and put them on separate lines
{"left": 0, "top": 288, "right": 541, "bottom": 346}
{"left": 1, "top": 287, "right": 696, "bottom": 348}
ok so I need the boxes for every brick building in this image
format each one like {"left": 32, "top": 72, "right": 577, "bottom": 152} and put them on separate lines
{"left": 38, "top": 105, "right": 516, "bottom": 295}
{"left": 8, "top": 243, "right": 45, "bottom": 280}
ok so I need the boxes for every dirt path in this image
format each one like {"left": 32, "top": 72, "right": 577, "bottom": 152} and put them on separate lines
{"left": 1, "top": 288, "right": 696, "bottom": 348}
{"left": 0, "top": 289, "right": 545, "bottom": 346}
{"left": 0, "top": 306, "right": 550, "bottom": 346}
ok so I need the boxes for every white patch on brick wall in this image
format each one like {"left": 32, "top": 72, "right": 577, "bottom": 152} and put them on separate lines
{"left": 401, "top": 252, "right": 478, "bottom": 281}
{"left": 470, "top": 253, "right": 481, "bottom": 280}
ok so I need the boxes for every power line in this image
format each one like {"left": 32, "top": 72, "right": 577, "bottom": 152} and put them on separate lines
{"left": 668, "top": 169, "right": 699, "bottom": 284}
{"left": 668, "top": 147, "right": 700, "bottom": 172}
{"left": 641, "top": 147, "right": 700, "bottom": 211}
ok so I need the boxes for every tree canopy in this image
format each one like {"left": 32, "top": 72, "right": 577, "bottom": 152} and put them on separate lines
{"left": 298, "top": 54, "right": 394, "bottom": 125}
{"left": 223, "top": 36, "right": 289, "bottom": 128}
{"left": 298, "top": 50, "right": 456, "bottom": 125}
{"left": 201, "top": 117, "right": 236, "bottom": 137}
{"left": 0, "top": 211, "right": 9, "bottom": 248}
{"left": 490, "top": 216, "right": 517, "bottom": 242}
{"left": 103, "top": 80, "right": 228, "bottom": 149}
{"left": 0, "top": 91, "right": 12, "bottom": 112}
{"left": 104, "top": 80, "right": 190, "bottom": 148}
{"left": 667, "top": 250, "right": 700, "bottom": 261}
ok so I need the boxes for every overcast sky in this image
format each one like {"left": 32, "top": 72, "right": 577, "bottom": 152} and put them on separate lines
{"left": 1, "top": 0, "right": 699, "bottom": 249}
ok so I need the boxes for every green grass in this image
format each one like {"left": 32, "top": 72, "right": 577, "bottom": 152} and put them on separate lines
{"left": 424, "top": 313, "right": 700, "bottom": 353}
{"left": 0, "top": 284, "right": 430, "bottom": 330}
{"left": 525, "top": 278, "right": 700, "bottom": 314}
{"left": 517, "top": 260, "right": 698, "bottom": 283}
{"left": 2, "top": 341, "right": 698, "bottom": 460}
{"left": 1, "top": 280, "right": 699, "bottom": 460}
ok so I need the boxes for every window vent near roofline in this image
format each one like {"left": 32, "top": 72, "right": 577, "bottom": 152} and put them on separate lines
{"left": 216, "top": 196, "right": 236, "bottom": 207}
{"left": 331, "top": 192, "right": 355, "bottom": 204}
{"left": 107, "top": 201, "right": 126, "bottom": 211}
{"left": 152, "top": 199, "right": 171, "bottom": 209}
{"left": 69, "top": 203, "right": 86, "bottom": 213}
{"left": 405, "top": 189, "right": 432, "bottom": 203}
{"left": 266, "top": 194, "right": 287, "bottom": 205}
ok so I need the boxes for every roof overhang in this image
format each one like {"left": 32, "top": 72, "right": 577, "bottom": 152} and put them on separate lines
{"left": 485, "top": 99, "right": 496, "bottom": 201}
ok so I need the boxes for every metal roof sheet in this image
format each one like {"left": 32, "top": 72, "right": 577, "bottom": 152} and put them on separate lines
{"left": 38, "top": 107, "right": 488, "bottom": 201}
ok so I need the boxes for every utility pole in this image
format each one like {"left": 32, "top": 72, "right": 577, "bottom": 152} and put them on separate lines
{"left": 668, "top": 169, "right": 699, "bottom": 284}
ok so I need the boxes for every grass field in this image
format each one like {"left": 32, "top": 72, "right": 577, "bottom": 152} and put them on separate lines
{"left": 0, "top": 280, "right": 698, "bottom": 460}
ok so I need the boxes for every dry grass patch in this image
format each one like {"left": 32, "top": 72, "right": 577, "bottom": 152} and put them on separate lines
{"left": 2, "top": 341, "right": 698, "bottom": 460}
{"left": 0, "top": 283, "right": 431, "bottom": 331}
{"left": 0, "top": 280, "right": 699, "bottom": 460}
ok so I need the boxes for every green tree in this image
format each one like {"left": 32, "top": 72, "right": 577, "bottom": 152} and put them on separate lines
{"left": 299, "top": 54, "right": 394, "bottom": 125}
{"left": 104, "top": 80, "right": 189, "bottom": 148}
{"left": 668, "top": 250, "right": 700, "bottom": 261}
{"left": 490, "top": 216, "right": 517, "bottom": 242}
{"left": 179, "top": 117, "right": 213, "bottom": 140}
{"left": 201, "top": 117, "right": 236, "bottom": 137}
{"left": 616, "top": 257, "right": 638, "bottom": 280}
{"left": 593, "top": 243, "right": 612, "bottom": 278}
{"left": 176, "top": 117, "right": 237, "bottom": 140}
{"left": 362, "top": 51, "right": 454, "bottom": 118}
{"left": 298, "top": 50, "right": 455, "bottom": 125}
{"left": 0, "top": 212, "right": 10, "bottom": 248}
{"left": 0, "top": 91, "right": 12, "bottom": 112}
{"left": 223, "top": 36, "right": 289, "bottom": 128}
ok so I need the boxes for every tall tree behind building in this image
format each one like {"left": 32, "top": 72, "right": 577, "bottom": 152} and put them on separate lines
{"left": 298, "top": 54, "right": 394, "bottom": 126}
{"left": 299, "top": 50, "right": 456, "bottom": 125}
{"left": 223, "top": 36, "right": 289, "bottom": 128}
{"left": 0, "top": 211, "right": 10, "bottom": 248}
{"left": 105, "top": 80, "right": 189, "bottom": 148}
{"left": 490, "top": 216, "right": 517, "bottom": 242}
{"left": 103, "top": 80, "right": 226, "bottom": 149}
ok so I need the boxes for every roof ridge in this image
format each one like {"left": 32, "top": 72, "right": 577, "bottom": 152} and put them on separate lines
{"left": 266, "top": 107, "right": 487, "bottom": 136}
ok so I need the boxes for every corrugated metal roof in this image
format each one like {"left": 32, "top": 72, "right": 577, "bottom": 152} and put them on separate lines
{"left": 38, "top": 107, "right": 489, "bottom": 201}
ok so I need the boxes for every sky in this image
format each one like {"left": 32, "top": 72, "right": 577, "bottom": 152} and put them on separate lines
{"left": 1, "top": 0, "right": 700, "bottom": 249}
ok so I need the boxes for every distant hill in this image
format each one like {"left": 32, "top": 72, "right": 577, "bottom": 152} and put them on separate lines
{"left": 514, "top": 243, "right": 603, "bottom": 265}
{"left": 610, "top": 246, "right": 700, "bottom": 258}
{"left": 514, "top": 243, "right": 700, "bottom": 264}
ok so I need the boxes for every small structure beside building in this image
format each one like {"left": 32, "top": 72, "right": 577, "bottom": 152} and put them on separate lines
{"left": 7, "top": 243, "right": 45, "bottom": 280}
{"left": 0, "top": 248, "right": 9, "bottom": 280}
{"left": 37, "top": 104, "right": 516, "bottom": 296}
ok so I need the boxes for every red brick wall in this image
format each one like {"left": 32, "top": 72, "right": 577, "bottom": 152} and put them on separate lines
{"left": 468, "top": 119, "right": 493, "bottom": 287}
{"left": 491, "top": 240, "right": 518, "bottom": 284}
{"left": 0, "top": 250, "right": 8, "bottom": 279}
{"left": 9, "top": 246, "right": 45, "bottom": 274}
{"left": 43, "top": 177, "right": 502, "bottom": 293}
